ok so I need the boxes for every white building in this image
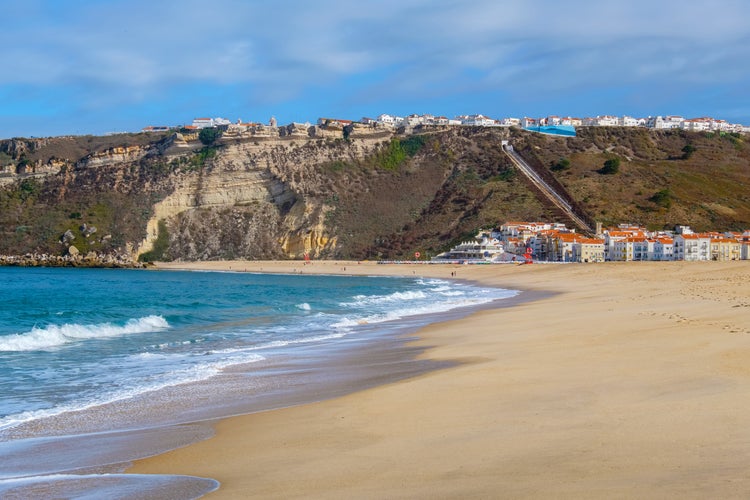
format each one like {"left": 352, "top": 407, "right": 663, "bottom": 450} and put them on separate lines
{"left": 192, "top": 117, "right": 214, "bottom": 129}
{"left": 742, "top": 231, "right": 750, "bottom": 260}
{"left": 377, "top": 114, "right": 398, "bottom": 126}
{"left": 192, "top": 117, "right": 230, "bottom": 129}
{"left": 461, "top": 114, "right": 496, "bottom": 126}
{"left": 405, "top": 114, "right": 424, "bottom": 126}
{"left": 499, "top": 117, "right": 521, "bottom": 127}
{"left": 674, "top": 233, "right": 712, "bottom": 261}
{"left": 585, "top": 115, "right": 619, "bottom": 127}
{"left": 652, "top": 237, "right": 675, "bottom": 261}
{"left": 682, "top": 117, "right": 712, "bottom": 132}
{"left": 560, "top": 117, "right": 583, "bottom": 126}
{"left": 432, "top": 232, "right": 511, "bottom": 262}
{"left": 649, "top": 115, "right": 684, "bottom": 129}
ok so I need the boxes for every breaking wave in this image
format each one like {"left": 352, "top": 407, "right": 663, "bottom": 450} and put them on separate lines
{"left": 0, "top": 315, "right": 170, "bottom": 352}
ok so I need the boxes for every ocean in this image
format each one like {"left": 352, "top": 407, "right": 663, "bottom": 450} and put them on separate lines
{"left": 0, "top": 266, "right": 518, "bottom": 498}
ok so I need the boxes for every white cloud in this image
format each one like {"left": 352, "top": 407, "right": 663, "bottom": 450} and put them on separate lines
{"left": 2, "top": 0, "right": 750, "bottom": 135}
{"left": 4, "top": 0, "right": 749, "bottom": 89}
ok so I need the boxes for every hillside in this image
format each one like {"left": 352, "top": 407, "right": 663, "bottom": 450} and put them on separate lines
{"left": 0, "top": 126, "right": 748, "bottom": 263}
{"left": 514, "top": 127, "right": 750, "bottom": 232}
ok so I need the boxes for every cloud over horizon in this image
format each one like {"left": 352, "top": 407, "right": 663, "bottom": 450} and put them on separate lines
{"left": 2, "top": 0, "right": 749, "bottom": 137}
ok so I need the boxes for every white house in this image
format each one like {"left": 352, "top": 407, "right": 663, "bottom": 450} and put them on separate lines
{"left": 647, "top": 116, "right": 684, "bottom": 129}
{"left": 192, "top": 117, "right": 214, "bottom": 129}
{"left": 603, "top": 227, "right": 647, "bottom": 261}
{"left": 619, "top": 116, "right": 640, "bottom": 127}
{"left": 741, "top": 231, "right": 750, "bottom": 260}
{"left": 405, "top": 114, "right": 424, "bottom": 126}
{"left": 674, "top": 233, "right": 712, "bottom": 261}
{"left": 682, "top": 117, "right": 712, "bottom": 132}
{"left": 377, "top": 114, "right": 397, "bottom": 126}
{"left": 461, "top": 114, "right": 496, "bottom": 126}
{"left": 611, "top": 237, "right": 636, "bottom": 261}
{"left": 589, "top": 115, "right": 619, "bottom": 127}
{"left": 652, "top": 237, "right": 675, "bottom": 261}
{"left": 560, "top": 117, "right": 583, "bottom": 126}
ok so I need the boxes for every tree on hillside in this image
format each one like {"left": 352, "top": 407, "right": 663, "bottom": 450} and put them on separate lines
{"left": 551, "top": 157, "right": 571, "bottom": 172}
{"left": 649, "top": 188, "right": 673, "bottom": 208}
{"left": 681, "top": 144, "right": 696, "bottom": 160}
{"left": 598, "top": 157, "right": 620, "bottom": 175}
{"left": 199, "top": 127, "right": 222, "bottom": 146}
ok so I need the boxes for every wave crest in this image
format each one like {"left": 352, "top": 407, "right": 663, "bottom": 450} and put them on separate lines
{"left": 0, "top": 315, "right": 170, "bottom": 352}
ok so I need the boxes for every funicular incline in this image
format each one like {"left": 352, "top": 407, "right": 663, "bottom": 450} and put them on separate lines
{"left": 502, "top": 142, "right": 595, "bottom": 235}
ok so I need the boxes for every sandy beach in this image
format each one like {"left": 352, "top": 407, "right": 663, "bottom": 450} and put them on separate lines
{"left": 129, "top": 260, "right": 750, "bottom": 498}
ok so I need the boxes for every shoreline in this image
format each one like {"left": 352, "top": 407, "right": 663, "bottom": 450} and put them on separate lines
{"left": 129, "top": 260, "right": 750, "bottom": 498}
{"left": 1, "top": 262, "right": 524, "bottom": 499}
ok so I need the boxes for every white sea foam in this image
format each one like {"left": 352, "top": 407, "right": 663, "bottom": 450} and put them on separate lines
{"left": 296, "top": 302, "right": 312, "bottom": 311}
{"left": 332, "top": 293, "right": 511, "bottom": 330}
{"left": 0, "top": 351, "right": 266, "bottom": 431}
{"left": 0, "top": 316, "right": 170, "bottom": 352}
{"left": 343, "top": 290, "right": 427, "bottom": 308}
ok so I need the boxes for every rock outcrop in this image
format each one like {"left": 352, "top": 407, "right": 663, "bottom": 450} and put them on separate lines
{"left": 0, "top": 251, "right": 144, "bottom": 268}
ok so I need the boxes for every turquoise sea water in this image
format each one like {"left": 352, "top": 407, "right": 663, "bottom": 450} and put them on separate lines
{"left": 0, "top": 266, "right": 517, "bottom": 497}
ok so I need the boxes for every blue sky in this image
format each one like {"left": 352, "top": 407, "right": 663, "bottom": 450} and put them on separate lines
{"left": 2, "top": 0, "right": 750, "bottom": 139}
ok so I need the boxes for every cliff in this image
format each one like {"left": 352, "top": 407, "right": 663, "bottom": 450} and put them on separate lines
{"left": 1, "top": 125, "right": 749, "bottom": 264}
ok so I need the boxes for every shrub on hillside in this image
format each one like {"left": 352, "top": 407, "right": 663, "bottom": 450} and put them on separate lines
{"left": 649, "top": 189, "right": 673, "bottom": 208}
{"left": 551, "top": 157, "right": 571, "bottom": 171}
{"left": 199, "top": 127, "right": 222, "bottom": 146}
{"left": 598, "top": 157, "right": 620, "bottom": 175}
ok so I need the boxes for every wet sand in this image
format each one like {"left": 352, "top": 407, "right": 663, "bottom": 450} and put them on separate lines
{"left": 130, "top": 260, "right": 750, "bottom": 498}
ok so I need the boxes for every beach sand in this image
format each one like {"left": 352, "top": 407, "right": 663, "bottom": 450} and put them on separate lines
{"left": 129, "top": 260, "right": 750, "bottom": 498}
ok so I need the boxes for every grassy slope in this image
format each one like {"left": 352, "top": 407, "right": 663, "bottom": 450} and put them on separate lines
{"left": 517, "top": 127, "right": 750, "bottom": 232}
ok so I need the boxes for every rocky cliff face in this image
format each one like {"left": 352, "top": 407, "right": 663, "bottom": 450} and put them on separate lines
{"left": 133, "top": 133, "right": 396, "bottom": 260}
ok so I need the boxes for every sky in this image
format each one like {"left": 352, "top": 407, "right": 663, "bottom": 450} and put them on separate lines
{"left": 2, "top": 0, "right": 750, "bottom": 139}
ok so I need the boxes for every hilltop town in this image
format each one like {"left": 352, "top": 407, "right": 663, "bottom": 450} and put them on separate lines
{"left": 143, "top": 112, "right": 750, "bottom": 136}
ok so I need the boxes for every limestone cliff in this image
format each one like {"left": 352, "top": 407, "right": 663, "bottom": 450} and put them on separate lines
{"left": 136, "top": 133, "right": 393, "bottom": 260}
